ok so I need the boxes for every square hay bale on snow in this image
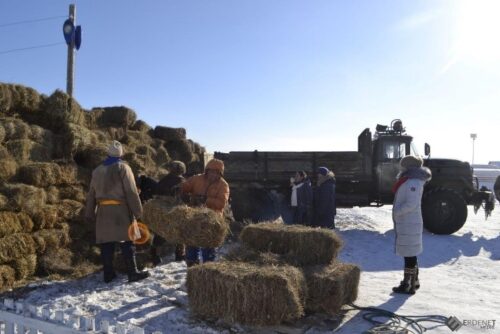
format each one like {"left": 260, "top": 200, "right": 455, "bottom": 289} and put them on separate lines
{"left": 239, "top": 222, "right": 343, "bottom": 266}
{"left": 304, "top": 262, "right": 360, "bottom": 315}
{"left": 143, "top": 197, "right": 229, "bottom": 248}
{"left": 187, "top": 261, "right": 307, "bottom": 326}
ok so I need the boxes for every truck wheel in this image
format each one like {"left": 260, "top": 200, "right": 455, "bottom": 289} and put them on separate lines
{"left": 422, "top": 188, "right": 468, "bottom": 234}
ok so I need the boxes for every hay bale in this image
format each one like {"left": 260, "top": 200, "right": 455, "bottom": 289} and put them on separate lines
{"left": 58, "top": 185, "right": 86, "bottom": 202}
{"left": 303, "top": 263, "right": 360, "bottom": 315}
{"left": 5, "top": 139, "right": 52, "bottom": 162}
{"left": 0, "top": 159, "right": 17, "bottom": 180}
{"left": 0, "top": 84, "right": 13, "bottom": 113}
{"left": 42, "top": 89, "right": 85, "bottom": 127}
{"left": 1, "top": 117, "right": 31, "bottom": 140}
{"left": 90, "top": 107, "right": 137, "bottom": 128}
{"left": 37, "top": 248, "right": 73, "bottom": 276}
{"left": 17, "top": 162, "right": 62, "bottom": 187}
{"left": 153, "top": 126, "right": 186, "bottom": 142}
{"left": 0, "top": 234, "right": 36, "bottom": 263}
{"left": 0, "top": 265, "right": 15, "bottom": 290}
{"left": 29, "top": 124, "right": 54, "bottom": 145}
{"left": 0, "top": 211, "right": 33, "bottom": 238}
{"left": 10, "top": 254, "right": 37, "bottom": 280}
{"left": 154, "top": 146, "right": 170, "bottom": 166}
{"left": 239, "top": 222, "right": 343, "bottom": 266}
{"left": 31, "top": 206, "right": 59, "bottom": 230}
{"left": 143, "top": 198, "right": 229, "bottom": 248}
{"left": 166, "top": 140, "right": 195, "bottom": 163}
{"left": 73, "top": 145, "right": 108, "bottom": 169}
{"left": 10, "top": 85, "right": 42, "bottom": 113}
{"left": 0, "top": 194, "right": 7, "bottom": 210}
{"left": 131, "top": 120, "right": 151, "bottom": 132}
{"left": 60, "top": 123, "right": 98, "bottom": 157}
{"left": 32, "top": 228, "right": 70, "bottom": 254}
{"left": 0, "top": 183, "right": 47, "bottom": 215}
{"left": 187, "top": 261, "right": 306, "bottom": 326}
{"left": 46, "top": 186, "right": 60, "bottom": 204}
{"left": 57, "top": 199, "right": 84, "bottom": 222}
{"left": 224, "top": 246, "right": 285, "bottom": 266}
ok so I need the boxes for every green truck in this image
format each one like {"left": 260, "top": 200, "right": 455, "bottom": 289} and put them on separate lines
{"left": 214, "top": 120, "right": 495, "bottom": 234}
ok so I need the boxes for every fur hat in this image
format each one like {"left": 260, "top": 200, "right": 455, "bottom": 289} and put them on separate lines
{"left": 317, "top": 167, "right": 329, "bottom": 176}
{"left": 205, "top": 158, "right": 225, "bottom": 175}
{"left": 169, "top": 160, "right": 186, "bottom": 176}
{"left": 400, "top": 155, "right": 423, "bottom": 169}
{"left": 108, "top": 140, "right": 123, "bottom": 157}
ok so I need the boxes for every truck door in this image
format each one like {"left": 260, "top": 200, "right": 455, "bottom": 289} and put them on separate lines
{"left": 376, "top": 139, "right": 408, "bottom": 201}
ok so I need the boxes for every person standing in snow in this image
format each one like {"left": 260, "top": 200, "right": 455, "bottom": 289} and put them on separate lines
{"left": 180, "top": 158, "right": 230, "bottom": 267}
{"left": 290, "top": 171, "right": 313, "bottom": 225}
{"left": 151, "top": 160, "right": 187, "bottom": 264}
{"left": 314, "top": 167, "right": 337, "bottom": 229}
{"left": 392, "top": 155, "right": 431, "bottom": 294}
{"left": 85, "top": 140, "right": 150, "bottom": 283}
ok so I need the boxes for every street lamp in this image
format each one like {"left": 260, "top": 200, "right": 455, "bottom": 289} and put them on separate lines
{"left": 470, "top": 133, "right": 477, "bottom": 165}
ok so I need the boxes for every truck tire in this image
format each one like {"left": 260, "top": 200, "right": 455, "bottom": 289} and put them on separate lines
{"left": 230, "top": 188, "right": 281, "bottom": 222}
{"left": 422, "top": 188, "right": 468, "bottom": 235}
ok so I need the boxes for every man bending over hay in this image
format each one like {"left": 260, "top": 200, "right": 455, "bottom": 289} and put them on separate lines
{"left": 85, "top": 141, "right": 150, "bottom": 283}
{"left": 181, "top": 158, "right": 230, "bottom": 267}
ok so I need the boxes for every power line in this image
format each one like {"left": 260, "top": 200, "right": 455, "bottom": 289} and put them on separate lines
{"left": 0, "top": 15, "right": 66, "bottom": 28}
{"left": 0, "top": 42, "right": 65, "bottom": 56}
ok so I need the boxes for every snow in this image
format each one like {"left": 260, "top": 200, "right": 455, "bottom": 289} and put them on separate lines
{"left": 8, "top": 206, "right": 500, "bottom": 334}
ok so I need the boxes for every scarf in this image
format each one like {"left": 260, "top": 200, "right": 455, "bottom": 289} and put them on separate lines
{"left": 392, "top": 176, "right": 409, "bottom": 194}
{"left": 103, "top": 156, "right": 122, "bottom": 166}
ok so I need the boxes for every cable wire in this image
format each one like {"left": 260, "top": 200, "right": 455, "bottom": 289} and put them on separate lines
{"left": 0, "top": 42, "right": 65, "bottom": 56}
{"left": 0, "top": 15, "right": 66, "bottom": 28}
{"left": 347, "top": 303, "right": 449, "bottom": 334}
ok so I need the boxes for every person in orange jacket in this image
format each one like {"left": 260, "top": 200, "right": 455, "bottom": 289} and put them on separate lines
{"left": 181, "top": 158, "right": 230, "bottom": 266}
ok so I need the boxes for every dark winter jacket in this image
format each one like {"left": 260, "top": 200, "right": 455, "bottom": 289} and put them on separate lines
{"left": 156, "top": 173, "right": 185, "bottom": 197}
{"left": 136, "top": 175, "right": 158, "bottom": 203}
{"left": 314, "top": 172, "right": 336, "bottom": 228}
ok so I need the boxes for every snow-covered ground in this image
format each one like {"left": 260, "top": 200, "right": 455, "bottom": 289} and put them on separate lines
{"left": 5, "top": 206, "right": 500, "bottom": 333}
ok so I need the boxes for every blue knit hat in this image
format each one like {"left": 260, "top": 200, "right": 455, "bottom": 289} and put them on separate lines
{"left": 317, "top": 167, "right": 329, "bottom": 176}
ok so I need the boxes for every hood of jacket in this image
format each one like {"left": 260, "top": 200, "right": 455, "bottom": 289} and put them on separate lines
{"left": 398, "top": 166, "right": 432, "bottom": 182}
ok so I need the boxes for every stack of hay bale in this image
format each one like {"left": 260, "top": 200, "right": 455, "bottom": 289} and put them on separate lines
{"left": 186, "top": 222, "right": 360, "bottom": 326}
{"left": 0, "top": 82, "right": 207, "bottom": 291}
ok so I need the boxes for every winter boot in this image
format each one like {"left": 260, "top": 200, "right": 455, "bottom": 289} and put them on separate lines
{"left": 392, "top": 267, "right": 417, "bottom": 295}
{"left": 150, "top": 246, "right": 162, "bottom": 267}
{"left": 101, "top": 243, "right": 117, "bottom": 283}
{"left": 122, "top": 242, "right": 150, "bottom": 283}
{"left": 126, "top": 255, "right": 150, "bottom": 283}
{"left": 415, "top": 266, "right": 420, "bottom": 290}
{"left": 175, "top": 244, "right": 186, "bottom": 262}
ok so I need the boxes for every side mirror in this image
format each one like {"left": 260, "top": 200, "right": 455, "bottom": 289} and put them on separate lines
{"left": 424, "top": 143, "right": 431, "bottom": 156}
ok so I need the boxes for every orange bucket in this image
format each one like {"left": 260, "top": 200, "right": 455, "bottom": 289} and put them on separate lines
{"left": 128, "top": 221, "right": 151, "bottom": 245}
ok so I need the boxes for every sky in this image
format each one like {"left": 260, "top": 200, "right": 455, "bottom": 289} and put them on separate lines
{"left": 1, "top": 0, "right": 499, "bottom": 164}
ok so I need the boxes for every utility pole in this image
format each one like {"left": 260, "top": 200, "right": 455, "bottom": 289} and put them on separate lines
{"left": 470, "top": 133, "right": 477, "bottom": 165}
{"left": 66, "top": 4, "right": 76, "bottom": 97}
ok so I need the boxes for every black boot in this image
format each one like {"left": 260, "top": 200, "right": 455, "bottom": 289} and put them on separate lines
{"left": 121, "top": 241, "right": 150, "bottom": 283}
{"left": 415, "top": 265, "right": 420, "bottom": 290}
{"left": 101, "top": 243, "right": 117, "bottom": 283}
{"left": 150, "top": 246, "right": 162, "bottom": 267}
{"left": 392, "top": 267, "right": 417, "bottom": 295}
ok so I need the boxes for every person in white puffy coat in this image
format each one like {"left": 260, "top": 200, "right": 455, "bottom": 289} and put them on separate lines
{"left": 392, "top": 155, "right": 431, "bottom": 294}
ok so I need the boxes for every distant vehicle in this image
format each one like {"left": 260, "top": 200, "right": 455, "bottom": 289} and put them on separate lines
{"left": 472, "top": 164, "right": 500, "bottom": 194}
{"left": 488, "top": 161, "right": 500, "bottom": 168}
{"left": 215, "top": 119, "right": 495, "bottom": 235}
